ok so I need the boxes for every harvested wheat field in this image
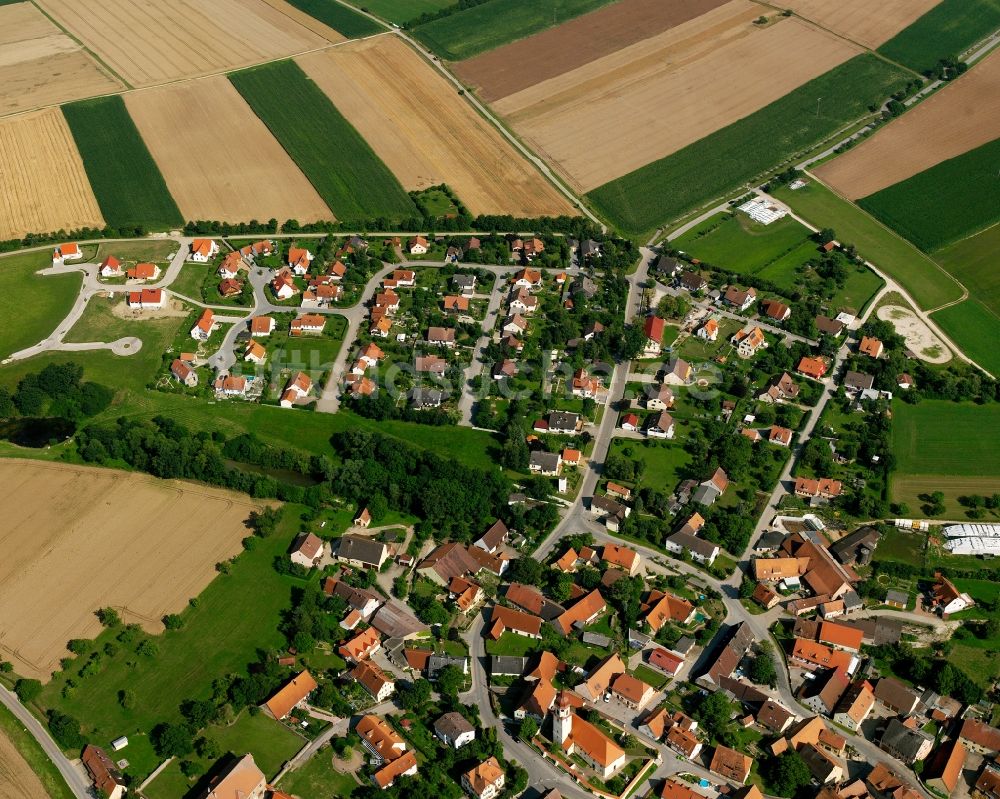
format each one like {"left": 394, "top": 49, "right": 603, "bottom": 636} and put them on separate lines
{"left": 495, "top": 3, "right": 860, "bottom": 192}
{"left": 0, "top": 3, "right": 123, "bottom": 117}
{"left": 0, "top": 108, "right": 104, "bottom": 240}
{"left": 0, "top": 732, "right": 47, "bottom": 799}
{"left": 779, "top": 0, "right": 940, "bottom": 49}
{"left": 126, "top": 76, "right": 334, "bottom": 223}
{"left": 297, "top": 38, "right": 574, "bottom": 217}
{"left": 815, "top": 48, "right": 1000, "bottom": 199}
{"left": 456, "top": 0, "right": 730, "bottom": 102}
{"left": 35, "top": 0, "right": 336, "bottom": 88}
{"left": 0, "top": 460, "right": 266, "bottom": 681}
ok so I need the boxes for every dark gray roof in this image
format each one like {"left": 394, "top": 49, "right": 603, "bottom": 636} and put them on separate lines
{"left": 409, "top": 387, "right": 445, "bottom": 407}
{"left": 678, "top": 270, "right": 706, "bottom": 291}
{"left": 667, "top": 531, "right": 718, "bottom": 559}
{"left": 453, "top": 274, "right": 476, "bottom": 288}
{"left": 429, "top": 655, "right": 468, "bottom": 677}
{"left": 547, "top": 411, "right": 579, "bottom": 431}
{"left": 756, "top": 531, "right": 786, "bottom": 551}
{"left": 880, "top": 718, "right": 932, "bottom": 761}
{"left": 844, "top": 370, "right": 875, "bottom": 390}
{"left": 582, "top": 632, "right": 612, "bottom": 648}
{"left": 434, "top": 711, "right": 474, "bottom": 739}
{"left": 691, "top": 484, "right": 720, "bottom": 506}
{"left": 336, "top": 535, "right": 387, "bottom": 567}
{"left": 592, "top": 495, "right": 627, "bottom": 518}
{"left": 490, "top": 655, "right": 528, "bottom": 676}
{"left": 530, "top": 451, "right": 561, "bottom": 472}
{"left": 885, "top": 589, "right": 909, "bottom": 605}
{"left": 839, "top": 617, "right": 903, "bottom": 645}
{"left": 799, "top": 743, "right": 840, "bottom": 781}
{"left": 829, "top": 525, "right": 881, "bottom": 564}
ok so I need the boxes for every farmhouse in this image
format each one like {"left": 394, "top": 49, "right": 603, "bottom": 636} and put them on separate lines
{"left": 264, "top": 670, "right": 317, "bottom": 720}
{"left": 336, "top": 535, "right": 389, "bottom": 570}
{"left": 489, "top": 605, "right": 542, "bottom": 640}
{"left": 351, "top": 660, "right": 395, "bottom": 701}
{"left": 189, "top": 239, "right": 218, "bottom": 262}
{"left": 723, "top": 285, "right": 757, "bottom": 312}
{"left": 443, "top": 295, "right": 470, "bottom": 313}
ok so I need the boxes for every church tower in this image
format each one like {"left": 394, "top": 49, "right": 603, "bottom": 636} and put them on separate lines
{"left": 553, "top": 691, "right": 573, "bottom": 745}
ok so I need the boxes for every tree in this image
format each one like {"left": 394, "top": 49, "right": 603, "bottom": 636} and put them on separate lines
{"left": 151, "top": 723, "right": 194, "bottom": 759}
{"left": 393, "top": 575, "right": 409, "bottom": 599}
{"left": 96, "top": 607, "right": 121, "bottom": 628}
{"left": 763, "top": 750, "right": 812, "bottom": 797}
{"left": 14, "top": 679, "right": 42, "bottom": 703}
{"left": 506, "top": 556, "right": 543, "bottom": 587}
{"left": 367, "top": 494, "right": 389, "bottom": 524}
{"left": 436, "top": 665, "right": 465, "bottom": 699}
{"left": 163, "top": 614, "right": 183, "bottom": 630}
{"left": 519, "top": 717, "right": 538, "bottom": 740}
{"left": 748, "top": 653, "right": 777, "bottom": 687}
{"left": 46, "top": 711, "right": 85, "bottom": 749}
{"left": 67, "top": 639, "right": 89, "bottom": 655}
{"left": 398, "top": 679, "right": 432, "bottom": 711}
{"left": 196, "top": 736, "right": 221, "bottom": 760}
{"left": 816, "top": 228, "right": 836, "bottom": 245}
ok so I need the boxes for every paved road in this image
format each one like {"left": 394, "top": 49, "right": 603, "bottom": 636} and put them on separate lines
{"left": 0, "top": 685, "right": 89, "bottom": 799}
{"left": 457, "top": 281, "right": 505, "bottom": 426}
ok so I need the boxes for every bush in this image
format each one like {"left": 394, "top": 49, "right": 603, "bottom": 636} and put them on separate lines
{"left": 47, "top": 710, "right": 85, "bottom": 749}
{"left": 14, "top": 679, "right": 43, "bottom": 703}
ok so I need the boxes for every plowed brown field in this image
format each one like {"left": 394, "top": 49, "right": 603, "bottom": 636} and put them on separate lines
{"left": 495, "top": 4, "right": 860, "bottom": 191}
{"left": 0, "top": 108, "right": 104, "bottom": 239}
{"left": 455, "top": 0, "right": 730, "bottom": 102}
{"left": 297, "top": 38, "right": 574, "bottom": 217}
{"left": 0, "top": 732, "right": 47, "bottom": 799}
{"left": 778, "top": 0, "right": 940, "bottom": 49}
{"left": 125, "top": 76, "right": 334, "bottom": 223}
{"left": 0, "top": 3, "right": 122, "bottom": 117}
{"left": 35, "top": 0, "right": 335, "bottom": 88}
{"left": 0, "top": 461, "right": 266, "bottom": 681}
{"left": 815, "top": 48, "right": 1000, "bottom": 199}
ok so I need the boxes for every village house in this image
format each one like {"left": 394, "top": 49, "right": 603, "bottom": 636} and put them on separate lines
{"left": 239, "top": 239, "right": 274, "bottom": 261}
{"left": 218, "top": 278, "right": 243, "bottom": 299}
{"left": 336, "top": 535, "right": 389, "bottom": 570}
{"left": 218, "top": 251, "right": 243, "bottom": 279}
{"left": 271, "top": 268, "right": 298, "bottom": 300}
{"left": 263, "top": 670, "right": 317, "bottom": 720}
{"left": 797, "top": 356, "right": 829, "bottom": 380}
{"left": 502, "top": 314, "right": 528, "bottom": 337}
{"left": 188, "top": 239, "right": 219, "bottom": 262}
{"left": 408, "top": 236, "right": 430, "bottom": 255}
{"left": 356, "top": 716, "right": 417, "bottom": 789}
{"left": 415, "top": 355, "right": 448, "bottom": 376}
{"left": 571, "top": 368, "right": 604, "bottom": 399}
{"left": 427, "top": 326, "right": 456, "bottom": 348}
{"left": 621, "top": 412, "right": 639, "bottom": 431}
{"left": 462, "top": 757, "right": 505, "bottom": 799}
{"left": 170, "top": 359, "right": 198, "bottom": 387}
{"left": 662, "top": 357, "right": 692, "bottom": 386}
{"left": 930, "top": 575, "right": 975, "bottom": 616}
{"left": 643, "top": 315, "right": 666, "bottom": 356}
{"left": 243, "top": 340, "right": 267, "bottom": 365}
{"left": 611, "top": 673, "right": 654, "bottom": 710}
{"left": 880, "top": 718, "right": 933, "bottom": 764}
{"left": 52, "top": 242, "right": 83, "bottom": 266}
{"left": 603, "top": 543, "right": 640, "bottom": 575}
{"left": 710, "top": 745, "right": 752, "bottom": 784}
{"left": 509, "top": 287, "right": 538, "bottom": 314}
{"left": 512, "top": 267, "right": 542, "bottom": 289}
{"left": 815, "top": 315, "right": 845, "bottom": 337}
{"left": 126, "top": 262, "right": 158, "bottom": 281}
{"left": 453, "top": 274, "right": 476, "bottom": 296}
{"left": 280, "top": 372, "right": 313, "bottom": 408}
{"left": 697, "top": 318, "right": 719, "bottom": 341}
{"left": 731, "top": 326, "right": 767, "bottom": 358}
{"left": 873, "top": 677, "right": 921, "bottom": 715}
{"left": 859, "top": 336, "right": 884, "bottom": 359}
{"left": 339, "top": 627, "right": 381, "bottom": 663}
{"left": 435, "top": 712, "right": 476, "bottom": 750}
{"left": 250, "top": 316, "right": 275, "bottom": 337}
{"left": 214, "top": 374, "right": 248, "bottom": 398}
{"left": 290, "top": 532, "right": 325, "bottom": 569}
{"left": 488, "top": 605, "right": 543, "bottom": 640}
{"left": 351, "top": 660, "right": 395, "bottom": 702}
{"left": 127, "top": 288, "right": 164, "bottom": 309}
{"left": 646, "top": 410, "right": 675, "bottom": 439}
{"left": 99, "top": 255, "right": 122, "bottom": 277}
{"left": 794, "top": 477, "right": 843, "bottom": 501}
{"left": 832, "top": 681, "right": 875, "bottom": 731}
{"left": 645, "top": 384, "right": 674, "bottom": 411}
{"left": 199, "top": 754, "right": 266, "bottom": 799}
{"left": 761, "top": 299, "right": 791, "bottom": 322}
{"left": 677, "top": 271, "right": 707, "bottom": 293}
{"left": 759, "top": 372, "right": 799, "bottom": 403}
{"left": 449, "top": 576, "right": 484, "bottom": 614}
{"left": 769, "top": 425, "right": 792, "bottom": 446}
{"left": 443, "top": 295, "right": 470, "bottom": 313}
{"left": 290, "top": 313, "right": 325, "bottom": 336}
{"left": 724, "top": 285, "right": 757, "bottom": 312}
{"left": 643, "top": 590, "right": 695, "bottom": 630}
{"left": 492, "top": 359, "right": 518, "bottom": 380}
{"left": 81, "top": 745, "right": 127, "bottom": 799}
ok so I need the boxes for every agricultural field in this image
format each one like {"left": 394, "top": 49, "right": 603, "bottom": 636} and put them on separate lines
{"left": 497, "top": 6, "right": 861, "bottom": 193}
{"left": 0, "top": 249, "right": 82, "bottom": 359}
{"left": 776, "top": 0, "right": 940, "bottom": 49}
{"left": 0, "top": 108, "right": 104, "bottom": 240}
{"left": 0, "top": 460, "right": 265, "bottom": 680}
{"left": 279, "top": 0, "right": 384, "bottom": 36}
{"left": 362, "top": 0, "right": 452, "bottom": 24}
{"left": 770, "top": 181, "right": 963, "bottom": 310}
{"left": 296, "top": 38, "right": 573, "bottom": 217}
{"left": 257, "top": 0, "right": 357, "bottom": 39}
{"left": 931, "top": 299, "right": 1000, "bottom": 376}
{"left": 125, "top": 76, "right": 334, "bottom": 224}
{"left": 62, "top": 96, "right": 183, "bottom": 231}
{"left": 0, "top": 729, "right": 49, "bottom": 799}
{"left": 0, "top": 2, "right": 122, "bottom": 117}
{"left": 878, "top": 0, "right": 1000, "bottom": 74}
{"left": 935, "top": 224, "right": 1000, "bottom": 317}
{"left": 35, "top": 0, "right": 335, "bottom": 87}
{"left": 815, "top": 49, "right": 1000, "bottom": 199}
{"left": 230, "top": 61, "right": 417, "bottom": 221}
{"left": 588, "top": 54, "right": 908, "bottom": 235}
{"left": 858, "top": 136, "right": 1000, "bottom": 252}
{"left": 454, "top": 0, "right": 728, "bottom": 101}
{"left": 0, "top": 703, "right": 73, "bottom": 799}
{"left": 412, "top": 0, "right": 616, "bottom": 61}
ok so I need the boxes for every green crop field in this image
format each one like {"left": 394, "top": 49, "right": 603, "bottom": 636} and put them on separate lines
{"left": 892, "top": 400, "right": 1000, "bottom": 476}
{"left": 0, "top": 250, "right": 83, "bottom": 359}
{"left": 282, "top": 0, "right": 384, "bottom": 36}
{"left": 858, "top": 137, "right": 1000, "bottom": 253}
{"left": 229, "top": 61, "right": 416, "bottom": 221}
{"left": 935, "top": 224, "right": 1000, "bottom": 317}
{"left": 363, "top": 0, "right": 452, "bottom": 24}
{"left": 62, "top": 97, "right": 183, "bottom": 231}
{"left": 877, "top": 0, "right": 1000, "bottom": 74}
{"left": 588, "top": 55, "right": 910, "bottom": 237}
{"left": 771, "top": 181, "right": 963, "bottom": 310}
{"left": 0, "top": 703, "right": 75, "bottom": 799}
{"left": 931, "top": 299, "right": 1000, "bottom": 376}
{"left": 412, "top": 0, "right": 615, "bottom": 60}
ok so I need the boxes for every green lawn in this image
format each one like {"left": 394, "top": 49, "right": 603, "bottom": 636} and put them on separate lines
{"left": 892, "top": 400, "right": 1000, "bottom": 477}
{"left": 281, "top": 0, "right": 384, "bottom": 36}
{"left": 877, "top": 0, "right": 1000, "bottom": 74}
{"left": 609, "top": 437, "right": 692, "bottom": 496}
{"left": 931, "top": 298, "right": 1000, "bottom": 376}
{"left": 672, "top": 212, "right": 813, "bottom": 275}
{"left": 144, "top": 712, "right": 304, "bottom": 799}
{"left": 62, "top": 97, "right": 183, "bottom": 231}
{"left": 0, "top": 249, "right": 83, "bottom": 359}
{"left": 632, "top": 665, "right": 669, "bottom": 691}
{"left": 858, "top": 137, "right": 1000, "bottom": 253}
{"left": 229, "top": 61, "right": 416, "bottom": 221}
{"left": 952, "top": 578, "right": 1000, "bottom": 605}
{"left": 934, "top": 224, "right": 1000, "bottom": 317}
{"left": 873, "top": 528, "right": 925, "bottom": 568}
{"left": 771, "top": 181, "right": 962, "bottom": 310}
{"left": 363, "top": 0, "right": 452, "bottom": 24}
{"left": 587, "top": 54, "right": 910, "bottom": 236}
{"left": 0, "top": 702, "right": 75, "bottom": 799}
{"left": 278, "top": 752, "right": 360, "bottom": 797}
{"left": 96, "top": 240, "right": 178, "bottom": 265}
{"left": 35, "top": 510, "right": 311, "bottom": 780}
{"left": 485, "top": 632, "right": 539, "bottom": 657}
{"left": 412, "top": 0, "right": 615, "bottom": 60}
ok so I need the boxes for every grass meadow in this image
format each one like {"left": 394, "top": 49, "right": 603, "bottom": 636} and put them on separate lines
{"left": 62, "top": 97, "right": 183, "bottom": 231}
{"left": 931, "top": 298, "right": 1000, "bottom": 376}
{"left": 363, "top": 0, "right": 452, "bottom": 24}
{"left": 771, "top": 181, "right": 962, "bottom": 310}
{"left": 588, "top": 55, "right": 910, "bottom": 236}
{"left": 412, "top": 0, "right": 615, "bottom": 60}
{"left": 877, "top": 0, "right": 1000, "bottom": 74}
{"left": 278, "top": 754, "right": 360, "bottom": 798}
{"left": 229, "top": 61, "right": 416, "bottom": 222}
{"left": 282, "top": 0, "right": 384, "bottom": 36}
{"left": 858, "top": 137, "right": 1000, "bottom": 253}
{"left": 935, "top": 224, "right": 1000, "bottom": 317}
{"left": 0, "top": 249, "right": 82, "bottom": 359}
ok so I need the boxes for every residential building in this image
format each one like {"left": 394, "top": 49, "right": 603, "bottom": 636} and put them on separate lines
{"left": 339, "top": 627, "right": 381, "bottom": 663}
{"left": 462, "top": 757, "right": 505, "bottom": 799}
{"left": 290, "top": 532, "right": 325, "bottom": 569}
{"left": 611, "top": 673, "right": 655, "bottom": 710}
{"left": 435, "top": 712, "right": 476, "bottom": 750}
{"left": 859, "top": 336, "right": 884, "bottom": 359}
{"left": 931, "top": 575, "right": 975, "bottom": 616}
{"left": 880, "top": 718, "right": 933, "bottom": 764}
{"left": 759, "top": 372, "right": 799, "bottom": 403}
{"left": 646, "top": 410, "right": 675, "bottom": 439}
{"left": 797, "top": 356, "right": 829, "bottom": 379}
{"left": 199, "top": 753, "right": 265, "bottom": 799}
{"left": 603, "top": 543, "right": 640, "bottom": 575}
{"left": 188, "top": 239, "right": 218, "bottom": 262}
{"left": 959, "top": 718, "right": 1000, "bottom": 755}
{"left": 171, "top": 358, "right": 198, "bottom": 387}
{"left": 710, "top": 745, "right": 752, "bottom": 783}
{"left": 832, "top": 681, "right": 875, "bottom": 731}
{"left": 489, "top": 605, "right": 542, "bottom": 640}
{"left": 554, "top": 589, "right": 607, "bottom": 635}
{"left": 644, "top": 315, "right": 666, "bottom": 355}
{"left": 731, "top": 326, "right": 767, "bottom": 358}
{"left": 924, "top": 738, "right": 966, "bottom": 796}
{"left": 723, "top": 285, "right": 756, "bottom": 312}
{"left": 82, "top": 745, "right": 127, "bottom": 799}
{"left": 350, "top": 661, "right": 394, "bottom": 701}
{"left": 529, "top": 451, "right": 562, "bottom": 476}
{"left": 761, "top": 299, "right": 791, "bottom": 321}
{"left": 263, "top": 671, "right": 317, "bottom": 720}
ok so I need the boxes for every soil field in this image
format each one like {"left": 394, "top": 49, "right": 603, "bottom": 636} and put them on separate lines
{"left": 815, "top": 49, "right": 1000, "bottom": 199}
{"left": 0, "top": 732, "right": 47, "bottom": 799}
{"left": 257, "top": 0, "right": 352, "bottom": 40}
{"left": 125, "top": 76, "right": 333, "bottom": 224}
{"left": 279, "top": 0, "right": 384, "bottom": 37}
{"left": 454, "top": 0, "right": 729, "bottom": 102}
{"left": 296, "top": 38, "right": 573, "bottom": 217}
{"left": 496, "top": 5, "right": 861, "bottom": 192}
{"left": 0, "top": 108, "right": 104, "bottom": 240}
{"left": 35, "top": 0, "right": 335, "bottom": 88}
{"left": 778, "top": 0, "right": 940, "bottom": 49}
{"left": 0, "top": 2, "right": 122, "bottom": 117}
{"left": 0, "top": 460, "right": 264, "bottom": 681}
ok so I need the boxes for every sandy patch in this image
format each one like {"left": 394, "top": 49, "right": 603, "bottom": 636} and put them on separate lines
{"left": 109, "top": 295, "right": 189, "bottom": 320}
{"left": 495, "top": 6, "right": 860, "bottom": 191}
{"left": 0, "top": 730, "right": 48, "bottom": 799}
{"left": 0, "top": 108, "right": 104, "bottom": 240}
{"left": 779, "top": 0, "right": 940, "bottom": 48}
{"left": 125, "top": 76, "right": 334, "bottom": 224}
{"left": 877, "top": 304, "right": 951, "bottom": 363}
{"left": 815, "top": 48, "right": 1000, "bottom": 199}
{"left": 0, "top": 460, "right": 265, "bottom": 680}
{"left": 296, "top": 38, "right": 573, "bottom": 217}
